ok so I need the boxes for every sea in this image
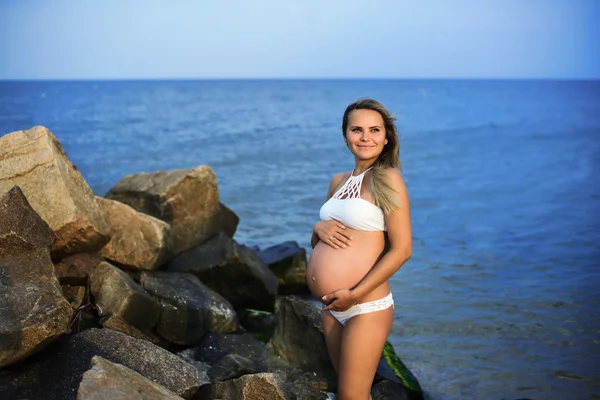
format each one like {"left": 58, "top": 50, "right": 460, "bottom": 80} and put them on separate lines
{"left": 1, "top": 79, "right": 599, "bottom": 400}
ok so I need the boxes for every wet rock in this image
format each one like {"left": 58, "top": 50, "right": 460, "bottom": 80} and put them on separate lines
{"left": 207, "top": 353, "right": 256, "bottom": 382}
{"left": 371, "top": 380, "right": 411, "bottom": 400}
{"left": 255, "top": 241, "right": 309, "bottom": 295}
{"left": 239, "top": 309, "right": 277, "bottom": 341}
{"left": 96, "top": 196, "right": 173, "bottom": 270}
{"left": 54, "top": 252, "right": 103, "bottom": 285}
{"left": 0, "top": 186, "right": 72, "bottom": 368}
{"left": 89, "top": 261, "right": 160, "bottom": 331}
{"left": 100, "top": 314, "right": 170, "bottom": 349}
{"left": 140, "top": 271, "right": 237, "bottom": 346}
{"left": 76, "top": 355, "right": 184, "bottom": 400}
{"left": 267, "top": 296, "right": 336, "bottom": 383}
{"left": 377, "top": 341, "right": 423, "bottom": 400}
{"left": 105, "top": 165, "right": 222, "bottom": 255}
{"left": 0, "top": 328, "right": 199, "bottom": 399}
{"left": 167, "top": 232, "right": 278, "bottom": 311}
{"left": 0, "top": 126, "right": 109, "bottom": 258}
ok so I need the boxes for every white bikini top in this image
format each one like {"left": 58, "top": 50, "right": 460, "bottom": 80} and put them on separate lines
{"left": 319, "top": 167, "right": 386, "bottom": 232}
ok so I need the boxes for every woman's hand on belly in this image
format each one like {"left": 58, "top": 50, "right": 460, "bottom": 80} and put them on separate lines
{"left": 321, "top": 289, "right": 357, "bottom": 312}
{"left": 314, "top": 220, "right": 352, "bottom": 249}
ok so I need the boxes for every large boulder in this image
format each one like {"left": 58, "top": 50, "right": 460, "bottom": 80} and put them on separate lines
{"left": 89, "top": 261, "right": 160, "bottom": 331}
{"left": 96, "top": 196, "right": 173, "bottom": 270}
{"left": 0, "top": 186, "right": 72, "bottom": 368}
{"left": 140, "top": 271, "right": 237, "bottom": 346}
{"left": 54, "top": 252, "right": 103, "bottom": 285}
{"left": 104, "top": 165, "right": 222, "bottom": 255}
{"left": 218, "top": 202, "right": 239, "bottom": 238}
{"left": 167, "top": 232, "right": 278, "bottom": 311}
{"left": 0, "top": 126, "right": 109, "bottom": 258}
{"left": 255, "top": 241, "right": 310, "bottom": 295}
{"left": 76, "top": 355, "right": 184, "bottom": 400}
{"left": 267, "top": 296, "right": 335, "bottom": 383}
{"left": 0, "top": 328, "right": 199, "bottom": 399}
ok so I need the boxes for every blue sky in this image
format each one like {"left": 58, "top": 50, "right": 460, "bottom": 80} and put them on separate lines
{"left": 1, "top": 0, "right": 598, "bottom": 79}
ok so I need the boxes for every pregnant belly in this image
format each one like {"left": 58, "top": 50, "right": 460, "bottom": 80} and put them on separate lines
{"left": 306, "top": 231, "right": 385, "bottom": 299}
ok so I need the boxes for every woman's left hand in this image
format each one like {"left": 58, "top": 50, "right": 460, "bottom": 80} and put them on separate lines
{"left": 321, "top": 289, "right": 357, "bottom": 311}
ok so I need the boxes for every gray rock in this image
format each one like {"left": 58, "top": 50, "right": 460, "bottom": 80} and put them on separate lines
{"left": 267, "top": 296, "right": 336, "bottom": 384}
{"left": 89, "top": 261, "right": 160, "bottom": 331}
{"left": 76, "top": 355, "right": 184, "bottom": 400}
{"left": 96, "top": 196, "right": 173, "bottom": 270}
{"left": 207, "top": 354, "right": 256, "bottom": 382}
{"left": 140, "top": 271, "right": 237, "bottom": 346}
{"left": 255, "top": 241, "right": 310, "bottom": 295}
{"left": 167, "top": 232, "right": 278, "bottom": 311}
{"left": 0, "top": 327, "right": 199, "bottom": 399}
{"left": 371, "top": 380, "right": 411, "bottom": 400}
{"left": 0, "top": 126, "right": 109, "bottom": 258}
{"left": 218, "top": 202, "right": 239, "bottom": 238}
{"left": 105, "top": 165, "right": 222, "bottom": 255}
{"left": 197, "top": 372, "right": 292, "bottom": 400}
{"left": 239, "top": 309, "right": 277, "bottom": 340}
{"left": 0, "top": 186, "right": 72, "bottom": 368}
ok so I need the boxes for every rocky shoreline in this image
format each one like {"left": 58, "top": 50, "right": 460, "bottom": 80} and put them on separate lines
{"left": 0, "top": 126, "right": 423, "bottom": 399}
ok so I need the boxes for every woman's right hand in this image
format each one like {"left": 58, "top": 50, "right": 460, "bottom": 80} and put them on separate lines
{"left": 314, "top": 220, "right": 353, "bottom": 249}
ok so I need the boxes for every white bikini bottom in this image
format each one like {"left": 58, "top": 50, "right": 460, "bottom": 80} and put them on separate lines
{"left": 328, "top": 292, "right": 394, "bottom": 326}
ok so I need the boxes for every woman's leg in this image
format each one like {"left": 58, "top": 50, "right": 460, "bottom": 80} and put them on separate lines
{"left": 322, "top": 309, "right": 344, "bottom": 374}
{"left": 336, "top": 306, "right": 394, "bottom": 400}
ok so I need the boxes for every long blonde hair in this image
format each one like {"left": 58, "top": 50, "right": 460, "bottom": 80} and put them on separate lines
{"left": 342, "top": 98, "right": 401, "bottom": 215}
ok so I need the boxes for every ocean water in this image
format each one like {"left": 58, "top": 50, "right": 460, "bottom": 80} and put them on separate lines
{"left": 1, "top": 79, "right": 599, "bottom": 400}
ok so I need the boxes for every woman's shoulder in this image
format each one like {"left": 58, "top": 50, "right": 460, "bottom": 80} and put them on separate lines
{"left": 380, "top": 167, "right": 406, "bottom": 188}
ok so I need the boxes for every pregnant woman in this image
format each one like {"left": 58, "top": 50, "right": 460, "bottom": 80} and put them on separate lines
{"left": 306, "top": 98, "right": 412, "bottom": 400}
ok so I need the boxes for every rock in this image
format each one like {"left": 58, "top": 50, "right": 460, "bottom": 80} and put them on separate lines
{"left": 218, "top": 202, "right": 239, "bottom": 238}
{"left": 100, "top": 314, "right": 169, "bottom": 349}
{"left": 105, "top": 165, "right": 222, "bottom": 255}
{"left": 140, "top": 271, "right": 237, "bottom": 346}
{"left": 89, "top": 261, "right": 160, "bottom": 331}
{"left": 76, "top": 355, "right": 184, "bottom": 400}
{"left": 239, "top": 309, "right": 277, "bottom": 341}
{"left": 198, "top": 372, "right": 292, "bottom": 400}
{"left": 370, "top": 380, "right": 411, "bottom": 400}
{"left": 54, "top": 252, "right": 103, "bottom": 285}
{"left": 255, "top": 241, "right": 310, "bottom": 295}
{"left": 0, "top": 328, "right": 199, "bottom": 399}
{"left": 267, "top": 296, "right": 336, "bottom": 384}
{"left": 167, "top": 232, "right": 278, "bottom": 311}
{"left": 62, "top": 285, "right": 86, "bottom": 310}
{"left": 96, "top": 196, "right": 173, "bottom": 270}
{"left": 207, "top": 353, "right": 256, "bottom": 382}
{"left": 377, "top": 342, "right": 423, "bottom": 400}
{"left": 0, "top": 126, "right": 109, "bottom": 258}
{"left": 0, "top": 186, "right": 72, "bottom": 368}
{"left": 178, "top": 332, "right": 295, "bottom": 376}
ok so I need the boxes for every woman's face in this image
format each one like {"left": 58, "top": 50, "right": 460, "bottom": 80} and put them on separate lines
{"left": 345, "top": 109, "right": 388, "bottom": 163}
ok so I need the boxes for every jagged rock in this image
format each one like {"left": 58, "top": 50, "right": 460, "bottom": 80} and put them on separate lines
{"left": 178, "top": 332, "right": 295, "bottom": 377}
{"left": 100, "top": 314, "right": 170, "bottom": 348}
{"left": 267, "top": 296, "right": 336, "bottom": 383}
{"left": 197, "top": 372, "right": 291, "bottom": 399}
{"left": 0, "top": 328, "right": 199, "bottom": 399}
{"left": 371, "top": 380, "right": 411, "bottom": 400}
{"left": 140, "top": 272, "right": 237, "bottom": 346}
{"left": 0, "top": 186, "right": 72, "bottom": 368}
{"left": 54, "top": 252, "right": 103, "bottom": 285}
{"left": 0, "top": 126, "right": 109, "bottom": 258}
{"left": 255, "top": 241, "right": 309, "bottom": 295}
{"left": 76, "top": 355, "right": 184, "bottom": 400}
{"left": 62, "top": 285, "right": 86, "bottom": 310}
{"left": 89, "top": 261, "right": 160, "bottom": 331}
{"left": 167, "top": 232, "right": 278, "bottom": 311}
{"left": 104, "top": 165, "right": 222, "bottom": 255}
{"left": 207, "top": 354, "right": 256, "bottom": 382}
{"left": 96, "top": 196, "right": 173, "bottom": 270}
{"left": 219, "top": 202, "right": 239, "bottom": 238}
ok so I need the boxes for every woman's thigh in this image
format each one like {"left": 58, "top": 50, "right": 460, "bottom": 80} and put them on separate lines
{"left": 337, "top": 307, "right": 394, "bottom": 399}
{"left": 322, "top": 309, "right": 344, "bottom": 374}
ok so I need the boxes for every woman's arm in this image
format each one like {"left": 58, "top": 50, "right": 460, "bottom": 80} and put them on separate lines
{"left": 311, "top": 172, "right": 352, "bottom": 249}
